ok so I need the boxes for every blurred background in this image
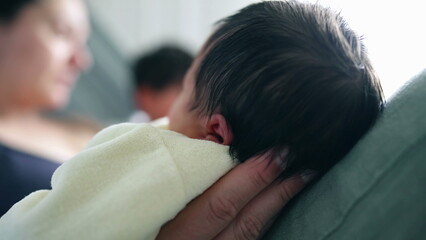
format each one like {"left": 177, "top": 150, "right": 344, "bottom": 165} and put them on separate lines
{"left": 64, "top": 0, "right": 426, "bottom": 124}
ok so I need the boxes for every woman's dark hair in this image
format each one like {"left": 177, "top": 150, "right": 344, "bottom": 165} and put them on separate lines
{"left": 192, "top": 1, "right": 385, "bottom": 177}
{"left": 0, "top": 0, "right": 38, "bottom": 23}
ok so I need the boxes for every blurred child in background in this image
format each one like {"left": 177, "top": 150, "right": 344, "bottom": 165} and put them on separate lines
{"left": 130, "top": 46, "right": 193, "bottom": 123}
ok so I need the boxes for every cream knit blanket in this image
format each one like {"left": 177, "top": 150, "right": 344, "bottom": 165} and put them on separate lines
{"left": 0, "top": 123, "right": 235, "bottom": 239}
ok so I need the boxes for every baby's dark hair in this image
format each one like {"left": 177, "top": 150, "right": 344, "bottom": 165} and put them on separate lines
{"left": 191, "top": 1, "right": 385, "bottom": 177}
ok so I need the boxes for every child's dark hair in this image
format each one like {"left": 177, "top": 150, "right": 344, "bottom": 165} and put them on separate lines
{"left": 133, "top": 46, "right": 193, "bottom": 91}
{"left": 191, "top": 1, "right": 385, "bottom": 177}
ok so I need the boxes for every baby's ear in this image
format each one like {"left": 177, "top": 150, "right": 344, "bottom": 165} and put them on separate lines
{"left": 203, "top": 114, "right": 233, "bottom": 145}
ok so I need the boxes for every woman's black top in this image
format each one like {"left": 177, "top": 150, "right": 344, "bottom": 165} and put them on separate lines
{"left": 0, "top": 143, "right": 60, "bottom": 216}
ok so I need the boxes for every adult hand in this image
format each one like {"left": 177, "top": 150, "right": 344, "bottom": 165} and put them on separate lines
{"left": 156, "top": 153, "right": 316, "bottom": 240}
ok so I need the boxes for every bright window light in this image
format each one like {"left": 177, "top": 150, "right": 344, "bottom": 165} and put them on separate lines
{"left": 308, "top": 0, "right": 426, "bottom": 98}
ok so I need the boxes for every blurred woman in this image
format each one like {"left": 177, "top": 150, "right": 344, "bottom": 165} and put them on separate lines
{"left": 0, "top": 0, "right": 96, "bottom": 215}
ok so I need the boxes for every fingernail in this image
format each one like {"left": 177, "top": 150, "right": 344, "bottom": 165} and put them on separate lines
{"left": 274, "top": 148, "right": 289, "bottom": 169}
{"left": 274, "top": 158, "right": 285, "bottom": 171}
{"left": 300, "top": 170, "right": 318, "bottom": 183}
{"left": 279, "top": 148, "right": 289, "bottom": 159}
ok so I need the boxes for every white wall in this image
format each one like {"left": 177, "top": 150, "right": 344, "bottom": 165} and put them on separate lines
{"left": 87, "top": 0, "right": 426, "bottom": 98}
{"left": 87, "top": 0, "right": 258, "bottom": 58}
{"left": 316, "top": 0, "right": 426, "bottom": 98}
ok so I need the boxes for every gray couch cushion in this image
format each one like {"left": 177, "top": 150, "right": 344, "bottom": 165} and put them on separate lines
{"left": 265, "top": 70, "right": 426, "bottom": 240}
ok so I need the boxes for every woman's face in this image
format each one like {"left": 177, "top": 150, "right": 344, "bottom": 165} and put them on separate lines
{"left": 0, "top": 0, "right": 91, "bottom": 111}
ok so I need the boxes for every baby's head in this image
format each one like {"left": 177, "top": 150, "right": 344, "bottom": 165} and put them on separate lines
{"left": 168, "top": 1, "right": 384, "bottom": 176}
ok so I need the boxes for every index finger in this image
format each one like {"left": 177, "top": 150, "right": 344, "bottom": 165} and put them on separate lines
{"left": 157, "top": 152, "right": 285, "bottom": 240}
{"left": 214, "top": 173, "right": 312, "bottom": 240}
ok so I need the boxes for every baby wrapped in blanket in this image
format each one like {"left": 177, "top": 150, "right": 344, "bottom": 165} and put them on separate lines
{"left": 0, "top": 1, "right": 384, "bottom": 239}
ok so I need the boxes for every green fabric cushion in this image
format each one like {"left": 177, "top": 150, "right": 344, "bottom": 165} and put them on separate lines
{"left": 265, "top": 70, "right": 426, "bottom": 240}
